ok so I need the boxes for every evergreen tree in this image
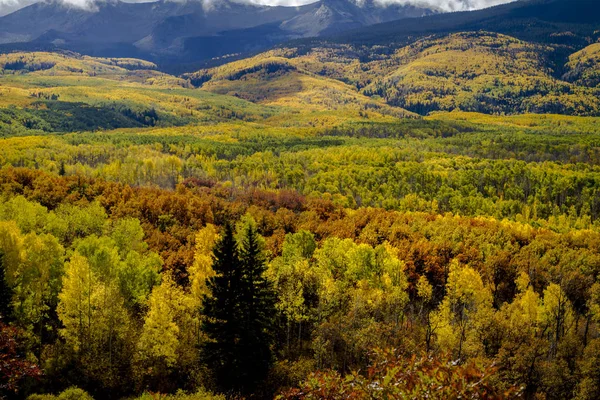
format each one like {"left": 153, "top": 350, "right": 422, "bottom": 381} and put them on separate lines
{"left": 0, "top": 251, "right": 13, "bottom": 322}
{"left": 58, "top": 161, "right": 66, "bottom": 176}
{"left": 202, "top": 222, "right": 243, "bottom": 394}
{"left": 202, "top": 218, "right": 276, "bottom": 396}
{"left": 237, "top": 218, "right": 276, "bottom": 394}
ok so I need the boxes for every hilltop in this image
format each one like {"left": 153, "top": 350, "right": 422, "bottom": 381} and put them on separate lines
{"left": 185, "top": 54, "right": 414, "bottom": 116}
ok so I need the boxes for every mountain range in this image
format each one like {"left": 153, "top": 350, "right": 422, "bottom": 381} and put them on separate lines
{"left": 175, "top": 0, "right": 600, "bottom": 117}
{"left": 0, "top": 0, "right": 598, "bottom": 75}
{"left": 0, "top": 0, "right": 435, "bottom": 64}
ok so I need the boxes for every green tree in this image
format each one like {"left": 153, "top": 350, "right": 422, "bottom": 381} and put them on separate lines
{"left": 202, "top": 218, "right": 276, "bottom": 395}
{"left": 432, "top": 260, "right": 494, "bottom": 360}
{"left": 496, "top": 273, "right": 545, "bottom": 393}
{"left": 0, "top": 252, "right": 12, "bottom": 322}
{"left": 575, "top": 339, "right": 600, "bottom": 400}
{"left": 189, "top": 224, "right": 219, "bottom": 304}
{"left": 12, "top": 232, "right": 64, "bottom": 358}
{"left": 58, "top": 252, "right": 132, "bottom": 391}
{"left": 236, "top": 216, "right": 276, "bottom": 394}
{"left": 202, "top": 222, "right": 243, "bottom": 394}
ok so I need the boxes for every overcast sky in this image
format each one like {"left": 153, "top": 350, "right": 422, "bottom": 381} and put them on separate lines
{"left": 0, "top": 0, "right": 516, "bottom": 17}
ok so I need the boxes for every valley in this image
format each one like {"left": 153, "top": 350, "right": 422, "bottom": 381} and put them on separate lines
{"left": 1, "top": 0, "right": 600, "bottom": 399}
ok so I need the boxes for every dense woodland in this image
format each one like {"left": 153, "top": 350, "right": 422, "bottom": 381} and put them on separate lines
{"left": 3, "top": 160, "right": 600, "bottom": 399}
{"left": 1, "top": 21, "right": 600, "bottom": 400}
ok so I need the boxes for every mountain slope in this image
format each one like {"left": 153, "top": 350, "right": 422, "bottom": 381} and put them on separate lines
{"left": 279, "top": 0, "right": 432, "bottom": 37}
{"left": 564, "top": 43, "right": 600, "bottom": 88}
{"left": 0, "top": 51, "right": 289, "bottom": 133}
{"left": 0, "top": 0, "right": 170, "bottom": 44}
{"left": 322, "top": 0, "right": 600, "bottom": 48}
{"left": 134, "top": 0, "right": 319, "bottom": 54}
{"left": 0, "top": 50, "right": 417, "bottom": 136}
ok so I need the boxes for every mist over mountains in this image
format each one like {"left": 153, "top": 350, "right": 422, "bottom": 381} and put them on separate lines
{"left": 0, "top": 0, "right": 515, "bottom": 16}
{"left": 0, "top": 0, "right": 440, "bottom": 63}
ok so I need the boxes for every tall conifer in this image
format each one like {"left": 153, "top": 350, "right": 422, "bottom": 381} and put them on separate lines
{"left": 237, "top": 220, "right": 276, "bottom": 394}
{"left": 202, "top": 219, "right": 276, "bottom": 396}
{"left": 202, "top": 222, "right": 243, "bottom": 394}
{"left": 0, "top": 252, "right": 12, "bottom": 322}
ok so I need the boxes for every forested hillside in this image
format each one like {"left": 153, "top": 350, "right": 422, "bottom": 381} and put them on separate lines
{"left": 2, "top": 2, "right": 600, "bottom": 398}
{"left": 565, "top": 43, "right": 600, "bottom": 88}
{"left": 191, "top": 31, "right": 600, "bottom": 116}
{"left": 362, "top": 32, "right": 600, "bottom": 115}
{"left": 0, "top": 52, "right": 286, "bottom": 134}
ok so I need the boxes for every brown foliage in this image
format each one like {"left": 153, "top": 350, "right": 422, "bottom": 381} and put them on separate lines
{"left": 281, "top": 349, "right": 520, "bottom": 400}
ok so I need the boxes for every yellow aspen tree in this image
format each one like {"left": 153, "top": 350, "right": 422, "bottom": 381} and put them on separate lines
{"left": 189, "top": 224, "right": 219, "bottom": 304}
{"left": 432, "top": 259, "right": 494, "bottom": 359}
{"left": 57, "top": 252, "right": 94, "bottom": 353}
{"left": 136, "top": 273, "right": 200, "bottom": 390}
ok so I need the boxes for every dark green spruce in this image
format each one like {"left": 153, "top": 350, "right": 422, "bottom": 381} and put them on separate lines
{"left": 0, "top": 251, "right": 13, "bottom": 322}
{"left": 237, "top": 221, "right": 276, "bottom": 395}
{"left": 202, "top": 220, "right": 276, "bottom": 396}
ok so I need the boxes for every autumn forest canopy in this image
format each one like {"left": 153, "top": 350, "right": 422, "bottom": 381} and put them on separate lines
{"left": 2, "top": 0, "right": 600, "bottom": 399}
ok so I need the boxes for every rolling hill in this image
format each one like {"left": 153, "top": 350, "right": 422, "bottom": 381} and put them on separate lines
{"left": 564, "top": 43, "right": 600, "bottom": 88}
{"left": 361, "top": 32, "right": 600, "bottom": 115}
{"left": 0, "top": 51, "right": 284, "bottom": 133}
{"left": 185, "top": 53, "right": 414, "bottom": 116}
{"left": 170, "top": 0, "right": 598, "bottom": 117}
{"left": 0, "top": 50, "right": 415, "bottom": 135}
{"left": 3, "top": 0, "right": 600, "bottom": 127}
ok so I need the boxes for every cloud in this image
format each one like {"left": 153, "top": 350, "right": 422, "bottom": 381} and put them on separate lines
{"left": 374, "top": 0, "right": 515, "bottom": 12}
{"left": 239, "top": 0, "right": 318, "bottom": 5}
{"left": 0, "top": 0, "right": 515, "bottom": 17}
{"left": 0, "top": 0, "right": 37, "bottom": 15}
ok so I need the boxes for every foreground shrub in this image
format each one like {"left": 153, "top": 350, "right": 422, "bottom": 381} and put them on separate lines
{"left": 280, "top": 349, "right": 521, "bottom": 399}
{"left": 27, "top": 387, "right": 93, "bottom": 400}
